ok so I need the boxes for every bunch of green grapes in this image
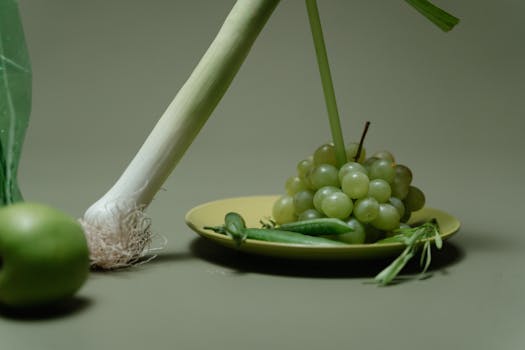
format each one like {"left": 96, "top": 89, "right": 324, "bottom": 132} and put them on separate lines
{"left": 272, "top": 142, "right": 426, "bottom": 244}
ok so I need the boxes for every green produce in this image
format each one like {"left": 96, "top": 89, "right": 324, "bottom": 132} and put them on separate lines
{"left": 0, "top": 203, "right": 90, "bottom": 307}
{"left": 321, "top": 191, "right": 353, "bottom": 219}
{"left": 273, "top": 217, "right": 353, "bottom": 235}
{"left": 273, "top": 144, "right": 424, "bottom": 239}
{"left": 293, "top": 190, "right": 315, "bottom": 215}
{"left": 341, "top": 170, "right": 369, "bottom": 199}
{"left": 205, "top": 212, "right": 346, "bottom": 246}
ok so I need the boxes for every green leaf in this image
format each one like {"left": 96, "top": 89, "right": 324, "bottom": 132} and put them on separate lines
{"left": 404, "top": 0, "right": 460, "bottom": 32}
{"left": 0, "top": 0, "right": 32, "bottom": 206}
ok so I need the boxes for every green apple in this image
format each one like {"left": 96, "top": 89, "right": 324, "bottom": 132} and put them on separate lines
{"left": 0, "top": 202, "right": 90, "bottom": 308}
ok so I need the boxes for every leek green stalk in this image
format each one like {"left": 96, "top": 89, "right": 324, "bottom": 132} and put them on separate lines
{"left": 81, "top": 0, "right": 280, "bottom": 269}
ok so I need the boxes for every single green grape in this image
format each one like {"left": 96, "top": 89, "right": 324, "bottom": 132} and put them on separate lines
{"left": 395, "top": 164, "right": 413, "bottom": 184}
{"left": 309, "top": 164, "right": 340, "bottom": 190}
{"left": 313, "top": 143, "right": 337, "bottom": 166}
{"left": 353, "top": 197, "right": 379, "bottom": 223}
{"left": 272, "top": 195, "right": 297, "bottom": 224}
{"left": 338, "top": 161, "right": 367, "bottom": 182}
{"left": 404, "top": 185, "right": 425, "bottom": 212}
{"left": 297, "top": 157, "right": 314, "bottom": 179}
{"left": 313, "top": 186, "right": 341, "bottom": 212}
{"left": 298, "top": 208, "right": 323, "bottom": 221}
{"left": 391, "top": 176, "right": 410, "bottom": 199}
{"left": 341, "top": 171, "right": 369, "bottom": 199}
{"left": 371, "top": 150, "right": 395, "bottom": 163}
{"left": 329, "top": 217, "right": 365, "bottom": 244}
{"left": 388, "top": 196, "right": 405, "bottom": 218}
{"left": 367, "top": 179, "right": 391, "bottom": 203}
{"left": 345, "top": 142, "right": 366, "bottom": 163}
{"left": 321, "top": 192, "right": 353, "bottom": 219}
{"left": 285, "top": 176, "right": 309, "bottom": 195}
{"left": 369, "top": 158, "right": 396, "bottom": 183}
{"left": 391, "top": 165, "right": 412, "bottom": 198}
{"left": 371, "top": 203, "right": 400, "bottom": 231}
{"left": 293, "top": 190, "right": 315, "bottom": 215}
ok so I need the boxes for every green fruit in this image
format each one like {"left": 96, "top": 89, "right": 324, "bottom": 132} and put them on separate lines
{"left": 0, "top": 202, "right": 90, "bottom": 308}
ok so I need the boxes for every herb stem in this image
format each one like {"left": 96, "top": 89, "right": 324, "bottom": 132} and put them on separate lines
{"left": 305, "top": 0, "right": 346, "bottom": 167}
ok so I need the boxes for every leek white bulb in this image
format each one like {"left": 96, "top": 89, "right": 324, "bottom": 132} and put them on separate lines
{"left": 81, "top": 0, "right": 280, "bottom": 269}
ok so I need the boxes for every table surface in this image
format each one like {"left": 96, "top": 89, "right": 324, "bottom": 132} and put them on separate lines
{"left": 2, "top": 1, "right": 524, "bottom": 349}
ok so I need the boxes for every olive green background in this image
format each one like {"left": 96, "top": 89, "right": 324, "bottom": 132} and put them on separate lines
{"left": 2, "top": 0, "right": 524, "bottom": 349}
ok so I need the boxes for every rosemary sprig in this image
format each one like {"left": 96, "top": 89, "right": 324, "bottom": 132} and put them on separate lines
{"left": 374, "top": 219, "right": 442, "bottom": 285}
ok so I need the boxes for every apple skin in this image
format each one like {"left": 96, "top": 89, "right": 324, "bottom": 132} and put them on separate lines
{"left": 0, "top": 202, "right": 90, "bottom": 308}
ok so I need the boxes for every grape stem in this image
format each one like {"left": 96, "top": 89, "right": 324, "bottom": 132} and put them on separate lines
{"left": 305, "top": 0, "right": 347, "bottom": 167}
{"left": 354, "top": 121, "right": 370, "bottom": 162}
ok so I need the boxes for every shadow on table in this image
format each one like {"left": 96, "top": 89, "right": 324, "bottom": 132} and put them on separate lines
{"left": 189, "top": 237, "right": 465, "bottom": 279}
{"left": 0, "top": 296, "right": 92, "bottom": 321}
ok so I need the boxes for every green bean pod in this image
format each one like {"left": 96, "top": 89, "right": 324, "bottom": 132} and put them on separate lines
{"left": 277, "top": 218, "right": 353, "bottom": 236}
{"left": 240, "top": 228, "right": 347, "bottom": 246}
{"left": 205, "top": 212, "right": 347, "bottom": 246}
{"left": 224, "top": 212, "right": 249, "bottom": 244}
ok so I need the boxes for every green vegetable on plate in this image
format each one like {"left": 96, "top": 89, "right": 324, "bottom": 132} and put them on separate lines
{"left": 264, "top": 217, "right": 354, "bottom": 235}
{"left": 205, "top": 212, "right": 347, "bottom": 246}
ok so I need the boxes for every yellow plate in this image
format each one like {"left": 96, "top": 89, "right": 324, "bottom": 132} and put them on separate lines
{"left": 185, "top": 195, "right": 461, "bottom": 260}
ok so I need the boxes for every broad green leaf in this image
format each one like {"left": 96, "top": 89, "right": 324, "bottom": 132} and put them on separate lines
{"left": 0, "top": 0, "right": 32, "bottom": 205}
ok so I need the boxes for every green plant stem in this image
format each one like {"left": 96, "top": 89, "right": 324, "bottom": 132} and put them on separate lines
{"left": 305, "top": 0, "right": 346, "bottom": 167}
{"left": 404, "top": 0, "right": 460, "bottom": 32}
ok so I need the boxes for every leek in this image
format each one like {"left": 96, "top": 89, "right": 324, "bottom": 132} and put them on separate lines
{"left": 81, "top": 0, "right": 280, "bottom": 269}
